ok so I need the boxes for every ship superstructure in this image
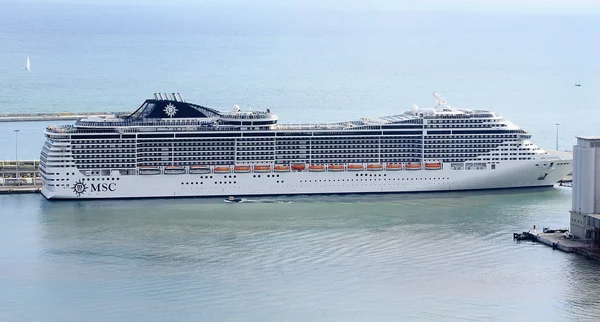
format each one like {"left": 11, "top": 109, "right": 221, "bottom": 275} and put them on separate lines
{"left": 40, "top": 93, "right": 572, "bottom": 199}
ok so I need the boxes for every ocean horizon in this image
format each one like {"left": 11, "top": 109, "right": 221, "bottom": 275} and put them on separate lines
{"left": 1, "top": 1, "right": 599, "bottom": 155}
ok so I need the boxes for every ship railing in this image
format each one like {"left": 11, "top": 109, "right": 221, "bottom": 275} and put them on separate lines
{"left": 46, "top": 126, "right": 246, "bottom": 135}
{"left": 276, "top": 124, "right": 350, "bottom": 130}
{"left": 220, "top": 113, "right": 276, "bottom": 120}
{"left": 276, "top": 124, "right": 385, "bottom": 131}
{"left": 45, "top": 125, "right": 74, "bottom": 133}
{"left": 75, "top": 119, "right": 216, "bottom": 128}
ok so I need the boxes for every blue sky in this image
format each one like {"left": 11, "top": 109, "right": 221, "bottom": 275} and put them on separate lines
{"left": 4, "top": 0, "right": 600, "bottom": 13}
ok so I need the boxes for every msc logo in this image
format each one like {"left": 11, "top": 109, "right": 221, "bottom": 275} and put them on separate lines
{"left": 72, "top": 179, "right": 88, "bottom": 197}
{"left": 72, "top": 179, "right": 116, "bottom": 197}
{"left": 90, "top": 183, "right": 117, "bottom": 192}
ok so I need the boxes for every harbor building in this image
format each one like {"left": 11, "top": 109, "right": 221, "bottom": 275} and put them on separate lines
{"left": 571, "top": 137, "right": 600, "bottom": 241}
{"left": 1, "top": 160, "right": 40, "bottom": 185}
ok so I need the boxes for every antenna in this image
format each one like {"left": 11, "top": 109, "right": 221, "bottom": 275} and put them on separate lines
{"left": 433, "top": 93, "right": 444, "bottom": 105}
{"left": 433, "top": 92, "right": 449, "bottom": 108}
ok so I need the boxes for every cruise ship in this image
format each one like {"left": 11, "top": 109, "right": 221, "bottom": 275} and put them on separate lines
{"left": 40, "top": 93, "right": 572, "bottom": 199}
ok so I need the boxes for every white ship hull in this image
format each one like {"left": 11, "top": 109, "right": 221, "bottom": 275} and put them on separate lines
{"left": 39, "top": 93, "right": 574, "bottom": 200}
{"left": 41, "top": 158, "right": 571, "bottom": 199}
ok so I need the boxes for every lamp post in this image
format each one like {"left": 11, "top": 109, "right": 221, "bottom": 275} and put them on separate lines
{"left": 555, "top": 123, "right": 560, "bottom": 151}
{"left": 14, "top": 129, "right": 19, "bottom": 186}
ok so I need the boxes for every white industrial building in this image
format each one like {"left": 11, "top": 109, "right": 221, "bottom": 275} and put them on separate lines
{"left": 571, "top": 136, "right": 600, "bottom": 240}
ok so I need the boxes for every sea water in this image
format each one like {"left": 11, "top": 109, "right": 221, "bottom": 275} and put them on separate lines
{"left": 1, "top": 188, "right": 599, "bottom": 321}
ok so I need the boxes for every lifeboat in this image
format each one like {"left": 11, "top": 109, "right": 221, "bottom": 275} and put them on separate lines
{"left": 292, "top": 163, "right": 306, "bottom": 171}
{"left": 386, "top": 164, "right": 403, "bottom": 171}
{"left": 274, "top": 165, "right": 291, "bottom": 172}
{"left": 164, "top": 166, "right": 186, "bottom": 175}
{"left": 425, "top": 162, "right": 442, "bottom": 170}
{"left": 139, "top": 166, "right": 161, "bottom": 175}
{"left": 328, "top": 165, "right": 345, "bottom": 172}
{"left": 309, "top": 165, "right": 326, "bottom": 172}
{"left": 367, "top": 164, "right": 383, "bottom": 171}
{"left": 253, "top": 165, "right": 272, "bottom": 173}
{"left": 347, "top": 164, "right": 364, "bottom": 171}
{"left": 405, "top": 163, "right": 422, "bottom": 170}
{"left": 189, "top": 165, "right": 211, "bottom": 174}
{"left": 234, "top": 165, "right": 252, "bottom": 173}
{"left": 214, "top": 166, "right": 231, "bottom": 173}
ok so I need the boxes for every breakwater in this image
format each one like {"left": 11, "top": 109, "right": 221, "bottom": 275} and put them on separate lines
{"left": 0, "top": 112, "right": 128, "bottom": 122}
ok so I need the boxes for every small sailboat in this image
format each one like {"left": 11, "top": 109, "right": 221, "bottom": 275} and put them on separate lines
{"left": 575, "top": 83, "right": 581, "bottom": 87}
{"left": 25, "top": 56, "right": 30, "bottom": 71}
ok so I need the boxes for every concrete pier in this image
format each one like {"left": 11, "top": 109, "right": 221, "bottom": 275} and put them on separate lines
{"left": 524, "top": 231, "right": 600, "bottom": 261}
{"left": 0, "top": 112, "right": 127, "bottom": 122}
{"left": 0, "top": 184, "right": 41, "bottom": 194}
{"left": 535, "top": 232, "right": 585, "bottom": 252}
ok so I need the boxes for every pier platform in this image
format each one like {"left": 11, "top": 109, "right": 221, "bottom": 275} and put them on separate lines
{"left": 0, "top": 112, "right": 127, "bottom": 122}
{"left": 535, "top": 232, "right": 585, "bottom": 252}
{"left": 518, "top": 230, "right": 600, "bottom": 261}
{"left": 0, "top": 184, "right": 41, "bottom": 194}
